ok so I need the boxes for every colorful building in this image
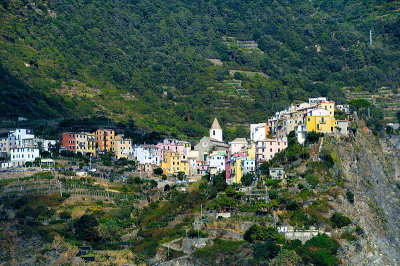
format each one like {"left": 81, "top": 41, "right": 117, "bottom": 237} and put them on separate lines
{"left": 229, "top": 138, "right": 248, "bottom": 155}
{"left": 112, "top": 134, "right": 133, "bottom": 159}
{"left": 306, "top": 108, "right": 337, "bottom": 133}
{"left": 95, "top": 129, "right": 115, "bottom": 152}
{"left": 256, "top": 137, "right": 288, "bottom": 162}
{"left": 161, "top": 151, "right": 190, "bottom": 176}
{"left": 319, "top": 101, "right": 335, "bottom": 117}
{"left": 62, "top": 132, "right": 76, "bottom": 152}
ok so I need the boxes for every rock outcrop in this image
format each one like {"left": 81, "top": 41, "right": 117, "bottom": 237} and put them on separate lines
{"left": 327, "top": 120, "right": 400, "bottom": 265}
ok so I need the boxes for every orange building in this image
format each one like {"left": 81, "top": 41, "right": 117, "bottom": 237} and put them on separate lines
{"left": 95, "top": 129, "right": 115, "bottom": 152}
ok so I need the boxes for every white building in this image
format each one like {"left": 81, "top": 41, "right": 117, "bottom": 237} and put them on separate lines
{"left": 269, "top": 167, "right": 286, "bottom": 179}
{"left": 336, "top": 104, "right": 350, "bottom": 115}
{"left": 250, "top": 123, "right": 269, "bottom": 142}
{"left": 208, "top": 152, "right": 226, "bottom": 174}
{"left": 134, "top": 146, "right": 160, "bottom": 166}
{"left": 10, "top": 147, "right": 40, "bottom": 166}
{"left": 242, "top": 159, "right": 255, "bottom": 175}
{"left": 295, "top": 125, "right": 307, "bottom": 144}
{"left": 0, "top": 137, "right": 8, "bottom": 157}
{"left": 8, "top": 129, "right": 35, "bottom": 149}
{"left": 335, "top": 120, "right": 349, "bottom": 136}
{"left": 209, "top": 117, "right": 223, "bottom": 142}
{"left": 308, "top": 97, "right": 328, "bottom": 105}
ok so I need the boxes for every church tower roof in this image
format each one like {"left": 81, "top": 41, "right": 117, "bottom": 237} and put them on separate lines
{"left": 211, "top": 117, "right": 221, "bottom": 130}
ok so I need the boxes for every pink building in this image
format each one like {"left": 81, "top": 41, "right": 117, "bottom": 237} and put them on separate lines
{"left": 256, "top": 137, "right": 287, "bottom": 162}
{"left": 156, "top": 139, "right": 188, "bottom": 163}
{"left": 228, "top": 138, "right": 248, "bottom": 155}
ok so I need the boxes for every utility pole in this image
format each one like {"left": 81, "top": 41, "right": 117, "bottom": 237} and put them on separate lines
{"left": 369, "top": 30, "right": 373, "bottom": 46}
{"left": 265, "top": 185, "right": 270, "bottom": 202}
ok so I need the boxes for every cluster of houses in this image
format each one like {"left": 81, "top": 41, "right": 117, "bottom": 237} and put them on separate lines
{"left": 58, "top": 97, "right": 349, "bottom": 184}
{"left": 1, "top": 97, "right": 349, "bottom": 184}
{"left": 0, "top": 129, "right": 56, "bottom": 168}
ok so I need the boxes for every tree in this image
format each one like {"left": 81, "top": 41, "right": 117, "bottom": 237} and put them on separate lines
{"left": 253, "top": 241, "right": 281, "bottom": 261}
{"left": 241, "top": 173, "right": 255, "bottom": 186}
{"left": 269, "top": 249, "right": 301, "bottom": 266}
{"left": 153, "top": 167, "right": 163, "bottom": 175}
{"left": 177, "top": 171, "right": 186, "bottom": 181}
{"left": 260, "top": 162, "right": 270, "bottom": 176}
{"left": 213, "top": 173, "right": 227, "bottom": 191}
{"left": 348, "top": 99, "right": 371, "bottom": 112}
{"left": 73, "top": 214, "right": 100, "bottom": 241}
{"left": 306, "top": 131, "right": 324, "bottom": 144}
{"left": 244, "top": 224, "right": 281, "bottom": 243}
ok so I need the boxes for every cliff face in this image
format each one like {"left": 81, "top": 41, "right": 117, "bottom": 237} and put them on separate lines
{"left": 327, "top": 121, "right": 400, "bottom": 265}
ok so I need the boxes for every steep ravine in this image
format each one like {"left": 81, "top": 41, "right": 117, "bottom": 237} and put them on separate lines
{"left": 327, "top": 121, "right": 400, "bottom": 265}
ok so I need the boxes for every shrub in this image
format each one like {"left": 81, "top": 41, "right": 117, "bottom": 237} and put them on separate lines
{"left": 59, "top": 211, "right": 71, "bottom": 219}
{"left": 286, "top": 201, "right": 301, "bottom": 211}
{"left": 330, "top": 212, "right": 351, "bottom": 228}
{"left": 302, "top": 234, "right": 339, "bottom": 266}
{"left": 340, "top": 231, "right": 357, "bottom": 242}
{"left": 153, "top": 167, "right": 163, "bottom": 175}
{"left": 355, "top": 225, "right": 364, "bottom": 235}
{"left": 187, "top": 229, "right": 208, "bottom": 238}
{"left": 346, "top": 191, "right": 354, "bottom": 204}
{"left": 306, "top": 131, "right": 324, "bottom": 144}
{"left": 306, "top": 174, "right": 319, "bottom": 189}
{"left": 253, "top": 241, "right": 281, "bottom": 261}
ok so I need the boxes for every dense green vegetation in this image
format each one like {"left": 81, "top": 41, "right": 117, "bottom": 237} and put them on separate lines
{"left": 1, "top": 0, "right": 399, "bottom": 137}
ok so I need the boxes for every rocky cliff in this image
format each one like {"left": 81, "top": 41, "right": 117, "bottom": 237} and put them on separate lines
{"left": 327, "top": 120, "right": 400, "bottom": 265}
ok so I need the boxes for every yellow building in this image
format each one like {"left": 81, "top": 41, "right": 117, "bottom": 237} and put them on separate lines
{"left": 161, "top": 151, "right": 190, "bottom": 176}
{"left": 319, "top": 101, "right": 335, "bottom": 117}
{"left": 244, "top": 143, "right": 256, "bottom": 160}
{"left": 95, "top": 129, "right": 115, "bottom": 152}
{"left": 86, "top": 133, "right": 96, "bottom": 156}
{"left": 306, "top": 109, "right": 337, "bottom": 133}
{"left": 75, "top": 132, "right": 96, "bottom": 157}
{"left": 231, "top": 159, "right": 244, "bottom": 184}
{"left": 112, "top": 134, "right": 133, "bottom": 159}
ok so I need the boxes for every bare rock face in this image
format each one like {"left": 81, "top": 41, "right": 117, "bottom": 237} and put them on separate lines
{"left": 329, "top": 121, "right": 400, "bottom": 265}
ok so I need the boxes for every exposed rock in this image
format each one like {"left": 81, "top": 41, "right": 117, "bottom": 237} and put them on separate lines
{"left": 327, "top": 119, "right": 400, "bottom": 265}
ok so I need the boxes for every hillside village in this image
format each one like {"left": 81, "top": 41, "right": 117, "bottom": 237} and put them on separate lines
{"left": 1, "top": 98, "right": 400, "bottom": 265}
{"left": 1, "top": 97, "right": 350, "bottom": 183}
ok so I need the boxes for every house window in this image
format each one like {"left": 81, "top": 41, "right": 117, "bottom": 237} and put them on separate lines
{"left": 308, "top": 118, "right": 310, "bottom": 121}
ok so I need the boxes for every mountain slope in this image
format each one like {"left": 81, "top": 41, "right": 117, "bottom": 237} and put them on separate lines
{"left": 328, "top": 120, "right": 400, "bottom": 264}
{"left": 1, "top": 0, "right": 399, "bottom": 136}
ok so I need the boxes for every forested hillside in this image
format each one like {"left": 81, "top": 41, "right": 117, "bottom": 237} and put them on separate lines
{"left": 1, "top": 0, "right": 399, "bottom": 137}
